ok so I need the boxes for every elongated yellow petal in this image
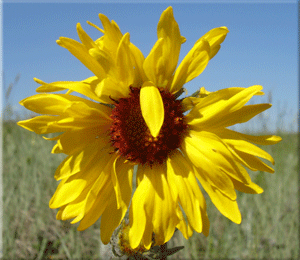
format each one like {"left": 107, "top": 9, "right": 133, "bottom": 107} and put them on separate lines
{"left": 98, "top": 13, "right": 123, "bottom": 53}
{"left": 198, "top": 26, "right": 229, "bottom": 59}
{"left": 232, "top": 149, "right": 275, "bottom": 173}
{"left": 170, "top": 38, "right": 210, "bottom": 93}
{"left": 77, "top": 185, "right": 110, "bottom": 231}
{"left": 175, "top": 207, "right": 194, "bottom": 240}
{"left": 230, "top": 177, "right": 263, "bottom": 194}
{"left": 77, "top": 23, "right": 96, "bottom": 49}
{"left": 212, "top": 128, "right": 282, "bottom": 145}
{"left": 143, "top": 38, "right": 164, "bottom": 85}
{"left": 35, "top": 77, "right": 102, "bottom": 103}
{"left": 116, "top": 33, "right": 135, "bottom": 85}
{"left": 77, "top": 174, "right": 113, "bottom": 231}
{"left": 100, "top": 159, "right": 133, "bottom": 244}
{"left": 188, "top": 86, "right": 263, "bottom": 114}
{"left": 186, "top": 130, "right": 251, "bottom": 182}
{"left": 110, "top": 156, "right": 133, "bottom": 210}
{"left": 100, "top": 195, "right": 124, "bottom": 244}
{"left": 182, "top": 135, "right": 238, "bottom": 200}
{"left": 129, "top": 164, "right": 179, "bottom": 249}
{"left": 129, "top": 43, "right": 146, "bottom": 86}
{"left": 143, "top": 7, "right": 182, "bottom": 88}
{"left": 187, "top": 85, "right": 264, "bottom": 128}
{"left": 77, "top": 150, "right": 118, "bottom": 231}
{"left": 128, "top": 182, "right": 147, "bottom": 249}
{"left": 57, "top": 37, "right": 105, "bottom": 80}
{"left": 20, "top": 93, "right": 111, "bottom": 118}
{"left": 140, "top": 82, "right": 164, "bottom": 137}
{"left": 54, "top": 128, "right": 109, "bottom": 155}
{"left": 18, "top": 111, "right": 110, "bottom": 135}
{"left": 95, "top": 77, "right": 129, "bottom": 104}
{"left": 49, "top": 174, "right": 88, "bottom": 209}
{"left": 63, "top": 199, "right": 86, "bottom": 222}
{"left": 88, "top": 47, "right": 114, "bottom": 75}
{"left": 17, "top": 115, "right": 68, "bottom": 134}
{"left": 225, "top": 139, "right": 275, "bottom": 164}
{"left": 167, "top": 150, "right": 204, "bottom": 233}
{"left": 210, "top": 103, "right": 272, "bottom": 128}
{"left": 54, "top": 142, "right": 111, "bottom": 181}
{"left": 194, "top": 167, "right": 242, "bottom": 224}
{"left": 156, "top": 6, "right": 182, "bottom": 86}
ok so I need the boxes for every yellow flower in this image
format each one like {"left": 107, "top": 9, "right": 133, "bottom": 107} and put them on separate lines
{"left": 18, "top": 6, "right": 281, "bottom": 250}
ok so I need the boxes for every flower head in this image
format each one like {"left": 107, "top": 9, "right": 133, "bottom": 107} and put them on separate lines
{"left": 18, "top": 6, "right": 281, "bottom": 250}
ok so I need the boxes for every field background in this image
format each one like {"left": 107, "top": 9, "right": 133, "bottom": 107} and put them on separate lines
{"left": 2, "top": 82, "right": 299, "bottom": 260}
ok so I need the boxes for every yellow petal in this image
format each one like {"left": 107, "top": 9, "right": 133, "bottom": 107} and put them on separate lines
{"left": 129, "top": 164, "right": 179, "bottom": 249}
{"left": 116, "top": 33, "right": 135, "bottom": 85}
{"left": 167, "top": 150, "right": 204, "bottom": 233}
{"left": 194, "top": 167, "right": 242, "bottom": 224}
{"left": 100, "top": 159, "right": 133, "bottom": 244}
{"left": 175, "top": 207, "right": 194, "bottom": 240}
{"left": 76, "top": 23, "right": 96, "bottom": 49}
{"left": 57, "top": 37, "right": 106, "bottom": 80}
{"left": 77, "top": 149, "right": 119, "bottom": 231}
{"left": 230, "top": 177, "right": 263, "bottom": 194}
{"left": 94, "top": 77, "right": 129, "bottom": 104}
{"left": 128, "top": 182, "right": 147, "bottom": 249}
{"left": 53, "top": 127, "right": 109, "bottom": 155}
{"left": 156, "top": 6, "right": 182, "bottom": 85}
{"left": 17, "top": 115, "right": 68, "bottom": 134}
{"left": 54, "top": 142, "right": 110, "bottom": 181}
{"left": 49, "top": 174, "right": 88, "bottom": 209}
{"left": 182, "top": 134, "right": 238, "bottom": 200}
{"left": 209, "top": 103, "right": 272, "bottom": 129}
{"left": 140, "top": 82, "right": 164, "bottom": 138}
{"left": 143, "top": 7, "right": 182, "bottom": 88}
{"left": 60, "top": 186, "right": 91, "bottom": 222}
{"left": 88, "top": 47, "right": 114, "bottom": 75}
{"left": 77, "top": 177, "right": 112, "bottom": 231}
{"left": 77, "top": 189, "right": 110, "bottom": 231}
{"left": 187, "top": 85, "right": 263, "bottom": 128}
{"left": 212, "top": 128, "right": 282, "bottom": 146}
{"left": 20, "top": 93, "right": 111, "bottom": 119}
{"left": 198, "top": 26, "right": 229, "bottom": 59}
{"left": 232, "top": 149, "right": 275, "bottom": 173}
{"left": 170, "top": 39, "right": 210, "bottom": 93}
{"left": 86, "top": 20, "right": 104, "bottom": 34}
{"left": 35, "top": 77, "right": 102, "bottom": 103}
{"left": 129, "top": 43, "right": 146, "bottom": 86}
{"left": 185, "top": 130, "right": 251, "bottom": 183}
{"left": 143, "top": 38, "right": 164, "bottom": 85}
{"left": 100, "top": 195, "right": 125, "bottom": 244}
{"left": 225, "top": 139, "right": 275, "bottom": 165}
{"left": 98, "top": 13, "right": 123, "bottom": 53}
{"left": 110, "top": 156, "right": 133, "bottom": 210}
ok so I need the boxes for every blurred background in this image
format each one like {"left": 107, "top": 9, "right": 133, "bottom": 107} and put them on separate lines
{"left": 2, "top": 1, "right": 298, "bottom": 259}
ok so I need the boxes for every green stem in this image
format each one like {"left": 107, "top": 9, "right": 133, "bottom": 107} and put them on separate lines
{"left": 160, "top": 243, "right": 167, "bottom": 260}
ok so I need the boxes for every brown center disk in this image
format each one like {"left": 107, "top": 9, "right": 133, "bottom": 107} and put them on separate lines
{"left": 109, "top": 87, "right": 188, "bottom": 166}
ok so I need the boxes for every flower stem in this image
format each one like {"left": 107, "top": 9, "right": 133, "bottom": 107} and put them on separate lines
{"left": 160, "top": 243, "right": 167, "bottom": 260}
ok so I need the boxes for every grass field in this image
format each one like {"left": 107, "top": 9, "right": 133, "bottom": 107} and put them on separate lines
{"left": 2, "top": 121, "right": 299, "bottom": 259}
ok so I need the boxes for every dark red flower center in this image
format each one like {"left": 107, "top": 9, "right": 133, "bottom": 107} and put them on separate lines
{"left": 109, "top": 87, "right": 188, "bottom": 166}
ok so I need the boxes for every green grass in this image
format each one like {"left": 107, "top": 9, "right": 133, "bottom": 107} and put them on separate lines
{"left": 3, "top": 121, "right": 299, "bottom": 259}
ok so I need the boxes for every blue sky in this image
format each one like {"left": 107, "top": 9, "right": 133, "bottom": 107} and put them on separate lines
{"left": 2, "top": 2, "right": 298, "bottom": 132}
